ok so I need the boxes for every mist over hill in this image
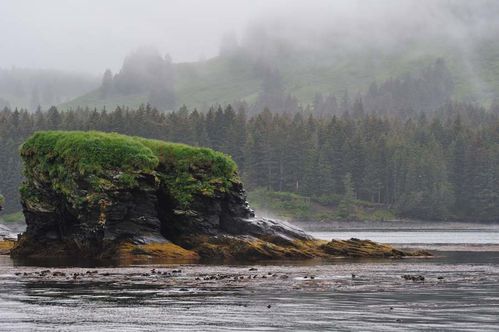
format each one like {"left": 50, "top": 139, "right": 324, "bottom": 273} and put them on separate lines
{"left": 58, "top": 0, "right": 499, "bottom": 113}
{"left": 0, "top": 68, "right": 98, "bottom": 111}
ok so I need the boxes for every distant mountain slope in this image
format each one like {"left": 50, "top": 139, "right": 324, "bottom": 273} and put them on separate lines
{"left": 62, "top": 1, "right": 499, "bottom": 111}
{"left": 62, "top": 41, "right": 499, "bottom": 112}
{"left": 63, "top": 54, "right": 262, "bottom": 111}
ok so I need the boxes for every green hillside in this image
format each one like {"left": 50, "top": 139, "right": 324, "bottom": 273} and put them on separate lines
{"left": 61, "top": 37, "right": 499, "bottom": 111}
{"left": 62, "top": 55, "right": 261, "bottom": 110}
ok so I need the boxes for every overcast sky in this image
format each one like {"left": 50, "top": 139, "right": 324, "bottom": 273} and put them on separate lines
{"left": 0, "top": 0, "right": 311, "bottom": 74}
{"left": 1, "top": 1, "right": 495, "bottom": 75}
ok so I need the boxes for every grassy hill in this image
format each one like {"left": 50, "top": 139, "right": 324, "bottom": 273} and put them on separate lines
{"left": 62, "top": 55, "right": 262, "bottom": 110}
{"left": 61, "top": 38, "right": 499, "bottom": 111}
{"left": 247, "top": 188, "right": 395, "bottom": 222}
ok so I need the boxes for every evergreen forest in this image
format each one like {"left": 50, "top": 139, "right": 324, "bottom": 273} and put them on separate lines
{"left": 1, "top": 101, "right": 497, "bottom": 222}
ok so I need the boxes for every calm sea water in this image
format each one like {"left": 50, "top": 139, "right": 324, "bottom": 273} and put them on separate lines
{"left": 1, "top": 228, "right": 499, "bottom": 331}
{"left": 311, "top": 229, "right": 499, "bottom": 249}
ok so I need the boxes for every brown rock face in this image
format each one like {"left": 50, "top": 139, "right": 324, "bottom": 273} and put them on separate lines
{"left": 11, "top": 175, "right": 429, "bottom": 261}
{"left": 11, "top": 167, "right": 317, "bottom": 261}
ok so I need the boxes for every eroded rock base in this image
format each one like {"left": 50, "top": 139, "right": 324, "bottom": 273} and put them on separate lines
{"left": 7, "top": 235, "right": 430, "bottom": 262}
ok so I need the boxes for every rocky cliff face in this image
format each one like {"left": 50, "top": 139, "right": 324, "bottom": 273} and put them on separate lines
{"left": 11, "top": 131, "right": 426, "bottom": 261}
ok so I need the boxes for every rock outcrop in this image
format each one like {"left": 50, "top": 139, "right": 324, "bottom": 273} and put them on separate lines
{"left": 10, "top": 131, "right": 428, "bottom": 261}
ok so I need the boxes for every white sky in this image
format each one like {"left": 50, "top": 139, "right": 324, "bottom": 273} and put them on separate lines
{"left": 0, "top": 0, "right": 296, "bottom": 74}
{"left": 0, "top": 0, "right": 493, "bottom": 75}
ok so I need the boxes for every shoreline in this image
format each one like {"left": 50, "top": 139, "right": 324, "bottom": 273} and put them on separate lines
{"left": 395, "top": 243, "right": 499, "bottom": 252}
{"left": 290, "top": 219, "right": 499, "bottom": 232}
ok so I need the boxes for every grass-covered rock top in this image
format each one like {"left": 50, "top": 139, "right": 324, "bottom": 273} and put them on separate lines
{"left": 20, "top": 131, "right": 239, "bottom": 206}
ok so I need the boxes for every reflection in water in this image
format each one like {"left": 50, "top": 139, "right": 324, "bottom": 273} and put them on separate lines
{"left": 1, "top": 252, "right": 499, "bottom": 331}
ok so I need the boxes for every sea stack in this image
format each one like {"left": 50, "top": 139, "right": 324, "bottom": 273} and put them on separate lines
{"left": 11, "top": 131, "right": 426, "bottom": 261}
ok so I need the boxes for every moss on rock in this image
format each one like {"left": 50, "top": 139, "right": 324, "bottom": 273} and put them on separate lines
{"left": 20, "top": 131, "right": 238, "bottom": 208}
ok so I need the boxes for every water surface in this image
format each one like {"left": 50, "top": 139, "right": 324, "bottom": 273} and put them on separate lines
{"left": 1, "top": 228, "right": 499, "bottom": 331}
{"left": 311, "top": 229, "right": 499, "bottom": 250}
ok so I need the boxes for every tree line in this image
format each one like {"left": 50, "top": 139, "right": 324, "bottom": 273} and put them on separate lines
{"left": 0, "top": 102, "right": 498, "bottom": 222}
{"left": 256, "top": 59, "right": 455, "bottom": 118}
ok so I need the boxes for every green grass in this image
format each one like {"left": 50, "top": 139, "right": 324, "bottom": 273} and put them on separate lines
{"left": 247, "top": 188, "right": 396, "bottom": 222}
{"left": 60, "top": 91, "right": 148, "bottom": 111}
{"left": 21, "top": 131, "right": 239, "bottom": 207}
{"left": 247, "top": 189, "right": 313, "bottom": 220}
{"left": 136, "top": 137, "right": 238, "bottom": 204}
{"left": 61, "top": 56, "right": 261, "bottom": 111}
{"left": 174, "top": 56, "right": 261, "bottom": 106}
{"left": 21, "top": 131, "right": 159, "bottom": 176}
{"left": 1, "top": 211, "right": 24, "bottom": 223}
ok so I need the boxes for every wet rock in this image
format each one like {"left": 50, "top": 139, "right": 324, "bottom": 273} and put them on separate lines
{"left": 11, "top": 131, "right": 429, "bottom": 261}
{"left": 320, "top": 239, "right": 409, "bottom": 258}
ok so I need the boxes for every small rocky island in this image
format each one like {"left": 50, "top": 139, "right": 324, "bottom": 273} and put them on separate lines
{"left": 10, "top": 131, "right": 426, "bottom": 261}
